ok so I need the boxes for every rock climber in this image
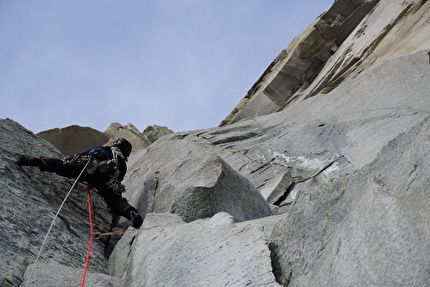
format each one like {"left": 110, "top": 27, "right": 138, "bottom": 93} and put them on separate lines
{"left": 16, "top": 137, "right": 143, "bottom": 228}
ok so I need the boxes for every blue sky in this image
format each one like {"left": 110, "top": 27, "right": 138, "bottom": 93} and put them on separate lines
{"left": 0, "top": 0, "right": 333, "bottom": 133}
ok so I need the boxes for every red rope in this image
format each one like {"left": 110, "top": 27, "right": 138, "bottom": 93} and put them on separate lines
{"left": 76, "top": 185, "right": 92, "bottom": 192}
{"left": 81, "top": 189, "right": 94, "bottom": 287}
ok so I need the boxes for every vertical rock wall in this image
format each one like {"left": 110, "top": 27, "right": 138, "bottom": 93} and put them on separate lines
{"left": 0, "top": 119, "right": 111, "bottom": 286}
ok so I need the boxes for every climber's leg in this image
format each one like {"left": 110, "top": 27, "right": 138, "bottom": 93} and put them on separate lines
{"left": 39, "top": 158, "right": 83, "bottom": 178}
{"left": 16, "top": 155, "right": 46, "bottom": 167}
{"left": 98, "top": 188, "right": 143, "bottom": 228}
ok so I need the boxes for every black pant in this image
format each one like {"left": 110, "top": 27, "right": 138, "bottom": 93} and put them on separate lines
{"left": 41, "top": 158, "right": 137, "bottom": 218}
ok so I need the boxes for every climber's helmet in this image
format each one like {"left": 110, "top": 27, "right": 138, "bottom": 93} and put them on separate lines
{"left": 112, "top": 138, "right": 132, "bottom": 158}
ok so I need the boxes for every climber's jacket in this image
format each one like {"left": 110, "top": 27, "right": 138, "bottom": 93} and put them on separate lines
{"left": 63, "top": 146, "right": 126, "bottom": 195}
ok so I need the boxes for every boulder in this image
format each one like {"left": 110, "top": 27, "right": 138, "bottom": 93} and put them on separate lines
{"left": 124, "top": 134, "right": 272, "bottom": 222}
{"left": 109, "top": 212, "right": 281, "bottom": 287}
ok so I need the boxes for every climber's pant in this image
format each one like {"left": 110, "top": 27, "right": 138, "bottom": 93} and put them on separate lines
{"left": 40, "top": 158, "right": 83, "bottom": 178}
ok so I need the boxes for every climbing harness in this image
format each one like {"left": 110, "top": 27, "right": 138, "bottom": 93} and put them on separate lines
{"left": 100, "top": 147, "right": 125, "bottom": 196}
{"left": 25, "top": 158, "right": 92, "bottom": 287}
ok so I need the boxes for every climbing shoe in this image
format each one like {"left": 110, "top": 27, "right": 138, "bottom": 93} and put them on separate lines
{"left": 127, "top": 210, "right": 143, "bottom": 228}
{"left": 16, "top": 155, "right": 46, "bottom": 167}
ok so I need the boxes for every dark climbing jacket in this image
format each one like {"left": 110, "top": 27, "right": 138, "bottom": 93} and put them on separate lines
{"left": 63, "top": 146, "right": 127, "bottom": 195}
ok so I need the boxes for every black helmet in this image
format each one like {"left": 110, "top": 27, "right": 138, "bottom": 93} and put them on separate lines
{"left": 112, "top": 138, "right": 132, "bottom": 158}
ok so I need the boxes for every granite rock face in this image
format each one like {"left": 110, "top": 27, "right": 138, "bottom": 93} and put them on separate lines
{"left": 124, "top": 134, "right": 272, "bottom": 222}
{"left": 269, "top": 115, "right": 430, "bottom": 286}
{"left": 2, "top": 0, "right": 430, "bottom": 286}
{"left": 109, "top": 213, "right": 281, "bottom": 287}
{"left": 221, "top": 0, "right": 430, "bottom": 125}
{"left": 22, "top": 264, "right": 124, "bottom": 287}
{"left": 0, "top": 119, "right": 112, "bottom": 287}
{"left": 113, "top": 50, "right": 429, "bottom": 286}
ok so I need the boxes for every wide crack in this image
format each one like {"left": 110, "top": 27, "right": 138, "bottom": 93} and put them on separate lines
{"left": 269, "top": 242, "right": 291, "bottom": 286}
